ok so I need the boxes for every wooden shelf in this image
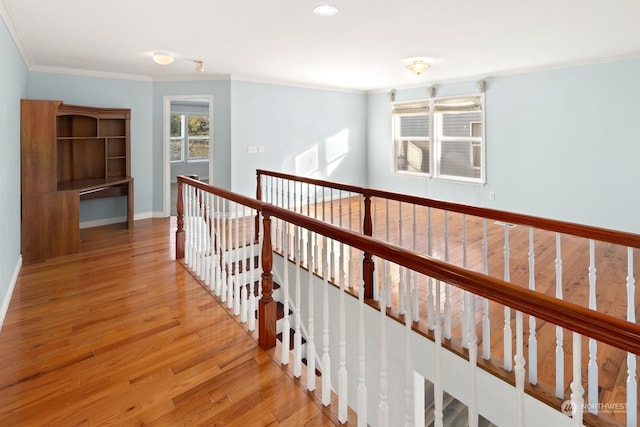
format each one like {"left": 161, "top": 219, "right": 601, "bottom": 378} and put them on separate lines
{"left": 21, "top": 99, "right": 133, "bottom": 262}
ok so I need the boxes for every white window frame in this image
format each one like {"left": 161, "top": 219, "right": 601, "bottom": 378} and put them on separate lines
{"left": 170, "top": 112, "right": 210, "bottom": 164}
{"left": 392, "top": 94, "right": 485, "bottom": 184}
{"left": 392, "top": 103, "right": 430, "bottom": 176}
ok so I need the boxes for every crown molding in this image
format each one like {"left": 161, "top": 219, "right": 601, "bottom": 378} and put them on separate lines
{"left": 0, "top": 0, "right": 32, "bottom": 67}
{"left": 29, "top": 65, "right": 153, "bottom": 82}
{"left": 229, "top": 74, "right": 366, "bottom": 95}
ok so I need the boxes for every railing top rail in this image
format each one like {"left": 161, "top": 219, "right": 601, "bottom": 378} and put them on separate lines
{"left": 178, "top": 175, "right": 263, "bottom": 211}
{"left": 256, "top": 169, "right": 640, "bottom": 249}
{"left": 257, "top": 169, "right": 368, "bottom": 195}
{"left": 179, "top": 175, "right": 640, "bottom": 355}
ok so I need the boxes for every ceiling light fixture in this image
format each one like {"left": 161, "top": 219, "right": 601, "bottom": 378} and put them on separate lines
{"left": 406, "top": 60, "right": 430, "bottom": 75}
{"left": 313, "top": 5, "right": 338, "bottom": 16}
{"left": 195, "top": 61, "right": 205, "bottom": 73}
{"left": 152, "top": 53, "right": 174, "bottom": 65}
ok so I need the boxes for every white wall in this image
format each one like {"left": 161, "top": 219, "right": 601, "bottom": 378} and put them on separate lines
{"left": 0, "top": 12, "right": 28, "bottom": 330}
{"left": 367, "top": 59, "right": 640, "bottom": 234}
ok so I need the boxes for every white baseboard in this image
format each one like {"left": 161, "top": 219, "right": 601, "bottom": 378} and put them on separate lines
{"left": 0, "top": 255, "right": 22, "bottom": 333}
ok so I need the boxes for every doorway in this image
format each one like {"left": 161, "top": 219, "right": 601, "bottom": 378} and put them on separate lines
{"left": 163, "top": 95, "right": 214, "bottom": 216}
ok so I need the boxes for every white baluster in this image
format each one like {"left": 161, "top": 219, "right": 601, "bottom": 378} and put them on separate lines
{"left": 515, "top": 310, "right": 526, "bottom": 427}
{"left": 282, "top": 219, "right": 290, "bottom": 365}
{"left": 434, "top": 279, "right": 443, "bottom": 427}
{"left": 322, "top": 235, "right": 331, "bottom": 406}
{"left": 587, "top": 239, "right": 597, "bottom": 413}
{"left": 338, "top": 234, "right": 348, "bottom": 423}
{"left": 412, "top": 204, "right": 419, "bottom": 320}
{"left": 240, "top": 206, "right": 248, "bottom": 322}
{"left": 234, "top": 203, "right": 241, "bottom": 315}
{"left": 348, "top": 192, "right": 354, "bottom": 290}
{"left": 626, "top": 247, "right": 637, "bottom": 427}
{"left": 307, "top": 229, "right": 316, "bottom": 392}
{"left": 357, "top": 251, "right": 368, "bottom": 427}
{"left": 204, "top": 192, "right": 212, "bottom": 287}
{"left": 427, "top": 207, "right": 434, "bottom": 330}
{"left": 385, "top": 199, "right": 392, "bottom": 308}
{"left": 293, "top": 226, "right": 302, "bottom": 378}
{"left": 555, "top": 233, "right": 564, "bottom": 398}
{"left": 379, "top": 261, "right": 389, "bottom": 427}
{"left": 528, "top": 227, "right": 537, "bottom": 385}
{"left": 462, "top": 214, "right": 469, "bottom": 349}
{"left": 404, "top": 268, "right": 414, "bottom": 427}
{"left": 221, "top": 199, "right": 229, "bottom": 304}
{"left": 185, "top": 185, "right": 192, "bottom": 267}
{"left": 468, "top": 293, "right": 478, "bottom": 427}
{"left": 444, "top": 212, "right": 451, "bottom": 340}
{"left": 214, "top": 195, "right": 222, "bottom": 297}
{"left": 248, "top": 207, "right": 256, "bottom": 331}
{"left": 398, "top": 202, "right": 405, "bottom": 315}
{"left": 504, "top": 223, "right": 513, "bottom": 372}
{"left": 482, "top": 219, "right": 490, "bottom": 360}
{"left": 570, "top": 332, "right": 584, "bottom": 427}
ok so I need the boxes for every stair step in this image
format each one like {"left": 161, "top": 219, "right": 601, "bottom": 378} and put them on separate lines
{"left": 276, "top": 328, "right": 307, "bottom": 350}
{"left": 301, "top": 358, "right": 323, "bottom": 377}
{"left": 242, "top": 280, "right": 280, "bottom": 297}
{"left": 254, "top": 301, "right": 290, "bottom": 321}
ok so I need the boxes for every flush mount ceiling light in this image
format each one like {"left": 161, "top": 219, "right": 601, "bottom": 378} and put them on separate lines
{"left": 313, "top": 5, "right": 338, "bottom": 16}
{"left": 152, "top": 53, "right": 174, "bottom": 65}
{"left": 195, "top": 61, "right": 205, "bottom": 73}
{"left": 406, "top": 60, "right": 430, "bottom": 75}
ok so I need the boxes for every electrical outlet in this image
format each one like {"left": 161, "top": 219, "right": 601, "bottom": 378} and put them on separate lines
{"left": 489, "top": 192, "right": 495, "bottom": 200}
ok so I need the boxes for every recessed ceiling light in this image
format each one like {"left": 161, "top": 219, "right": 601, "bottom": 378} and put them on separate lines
{"left": 313, "top": 5, "right": 338, "bottom": 16}
{"left": 152, "top": 53, "right": 174, "bottom": 65}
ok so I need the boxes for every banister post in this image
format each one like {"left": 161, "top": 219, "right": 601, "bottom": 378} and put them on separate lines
{"left": 176, "top": 178, "right": 185, "bottom": 260}
{"left": 363, "top": 194, "right": 375, "bottom": 299}
{"left": 259, "top": 211, "right": 277, "bottom": 349}
{"left": 255, "top": 171, "right": 262, "bottom": 243}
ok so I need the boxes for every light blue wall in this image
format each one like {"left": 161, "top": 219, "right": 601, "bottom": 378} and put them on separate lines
{"left": 367, "top": 59, "right": 640, "bottom": 233}
{"left": 0, "top": 15, "right": 27, "bottom": 326}
{"left": 27, "top": 73, "right": 154, "bottom": 220}
{"left": 153, "top": 80, "right": 231, "bottom": 209}
{"left": 230, "top": 80, "right": 368, "bottom": 197}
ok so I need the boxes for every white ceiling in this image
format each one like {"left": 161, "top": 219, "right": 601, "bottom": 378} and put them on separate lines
{"left": 3, "top": 0, "right": 640, "bottom": 92}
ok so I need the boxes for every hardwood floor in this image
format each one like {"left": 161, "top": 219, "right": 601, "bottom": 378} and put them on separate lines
{"left": 0, "top": 218, "right": 337, "bottom": 426}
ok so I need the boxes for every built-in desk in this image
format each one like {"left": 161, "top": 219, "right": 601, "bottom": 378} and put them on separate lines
{"left": 21, "top": 100, "right": 133, "bottom": 262}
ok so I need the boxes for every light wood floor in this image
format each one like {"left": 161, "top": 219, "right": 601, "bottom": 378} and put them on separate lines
{"left": 0, "top": 218, "right": 338, "bottom": 426}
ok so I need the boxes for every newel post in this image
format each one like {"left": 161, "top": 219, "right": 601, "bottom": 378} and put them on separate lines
{"left": 258, "top": 211, "right": 277, "bottom": 349}
{"left": 363, "top": 194, "right": 375, "bottom": 299}
{"left": 176, "top": 179, "right": 185, "bottom": 260}
{"left": 255, "top": 171, "right": 262, "bottom": 243}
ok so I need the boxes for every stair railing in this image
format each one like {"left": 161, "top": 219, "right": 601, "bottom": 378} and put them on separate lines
{"left": 179, "top": 174, "right": 640, "bottom": 426}
{"left": 257, "top": 169, "right": 640, "bottom": 426}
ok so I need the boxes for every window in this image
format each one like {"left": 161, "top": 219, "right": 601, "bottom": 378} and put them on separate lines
{"left": 170, "top": 113, "right": 210, "bottom": 162}
{"left": 392, "top": 101, "right": 430, "bottom": 174}
{"left": 392, "top": 95, "right": 484, "bottom": 183}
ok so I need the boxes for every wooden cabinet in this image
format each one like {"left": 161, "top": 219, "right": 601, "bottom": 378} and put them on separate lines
{"left": 21, "top": 100, "right": 134, "bottom": 262}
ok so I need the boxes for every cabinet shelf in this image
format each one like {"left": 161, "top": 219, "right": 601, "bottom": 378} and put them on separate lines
{"left": 21, "top": 99, "right": 133, "bottom": 262}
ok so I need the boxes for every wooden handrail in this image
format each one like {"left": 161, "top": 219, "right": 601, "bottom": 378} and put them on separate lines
{"left": 257, "top": 169, "right": 640, "bottom": 249}
{"left": 178, "top": 174, "right": 640, "bottom": 356}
